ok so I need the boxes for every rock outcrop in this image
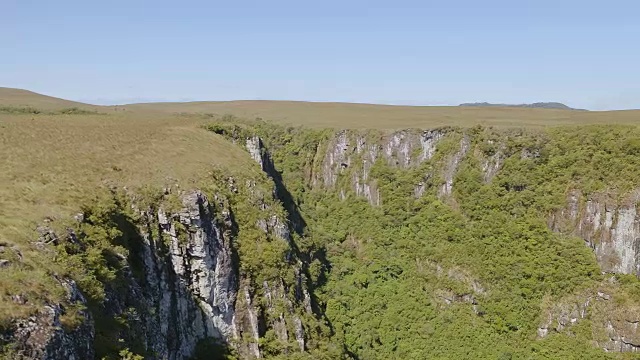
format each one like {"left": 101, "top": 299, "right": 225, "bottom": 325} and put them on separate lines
{"left": 551, "top": 190, "right": 640, "bottom": 275}
{"left": 313, "top": 129, "right": 451, "bottom": 204}
{"left": 134, "top": 191, "right": 239, "bottom": 359}
{"left": 459, "top": 102, "right": 580, "bottom": 110}
{"left": 538, "top": 284, "right": 640, "bottom": 352}
{"left": 439, "top": 135, "right": 471, "bottom": 197}
{"left": 2, "top": 280, "right": 94, "bottom": 360}
{"left": 4, "top": 173, "right": 315, "bottom": 359}
{"left": 479, "top": 141, "right": 505, "bottom": 183}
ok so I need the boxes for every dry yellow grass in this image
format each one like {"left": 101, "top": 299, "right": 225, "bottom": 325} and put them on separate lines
{"left": 125, "top": 100, "right": 640, "bottom": 129}
{"left": 0, "top": 87, "right": 98, "bottom": 111}
{"left": 0, "top": 111, "right": 257, "bottom": 246}
{"left": 0, "top": 92, "right": 262, "bottom": 323}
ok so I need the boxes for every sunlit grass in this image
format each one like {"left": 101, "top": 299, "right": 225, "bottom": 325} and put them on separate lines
{"left": 0, "top": 106, "right": 260, "bottom": 324}
{"left": 125, "top": 100, "right": 640, "bottom": 129}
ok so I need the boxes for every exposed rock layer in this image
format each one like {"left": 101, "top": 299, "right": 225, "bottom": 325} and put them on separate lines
{"left": 552, "top": 190, "right": 640, "bottom": 275}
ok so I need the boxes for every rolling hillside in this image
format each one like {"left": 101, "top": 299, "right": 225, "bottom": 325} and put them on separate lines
{"left": 124, "top": 99, "right": 640, "bottom": 129}
{"left": 0, "top": 88, "right": 100, "bottom": 111}
{"left": 2, "top": 87, "right": 639, "bottom": 129}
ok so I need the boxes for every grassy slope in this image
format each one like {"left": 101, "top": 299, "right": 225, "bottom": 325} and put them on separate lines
{"left": 0, "top": 89, "right": 260, "bottom": 323}
{"left": 0, "top": 113, "right": 257, "bottom": 241}
{"left": 125, "top": 99, "right": 640, "bottom": 129}
{"left": 0, "top": 87, "right": 99, "bottom": 111}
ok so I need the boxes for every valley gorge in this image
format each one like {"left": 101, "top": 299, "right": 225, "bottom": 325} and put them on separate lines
{"left": 4, "top": 120, "right": 640, "bottom": 359}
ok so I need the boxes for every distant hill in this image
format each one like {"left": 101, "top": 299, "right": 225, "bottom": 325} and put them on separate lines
{"left": 124, "top": 99, "right": 614, "bottom": 128}
{"left": 459, "top": 102, "right": 584, "bottom": 110}
{"left": 4, "top": 87, "right": 640, "bottom": 130}
{"left": 0, "top": 87, "right": 100, "bottom": 111}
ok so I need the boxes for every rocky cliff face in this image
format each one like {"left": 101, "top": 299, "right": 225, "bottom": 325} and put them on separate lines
{"left": 438, "top": 135, "right": 471, "bottom": 197}
{"left": 537, "top": 282, "right": 640, "bottom": 352}
{"left": 136, "top": 190, "right": 239, "bottom": 359}
{"left": 247, "top": 126, "right": 640, "bottom": 356}
{"left": 310, "top": 129, "right": 454, "bottom": 204}
{"left": 219, "top": 125, "right": 470, "bottom": 206}
{"left": 3, "top": 137, "right": 316, "bottom": 359}
{"left": 1, "top": 279, "right": 94, "bottom": 360}
{"left": 245, "top": 135, "right": 313, "bottom": 351}
{"left": 306, "top": 128, "right": 640, "bottom": 355}
{"left": 551, "top": 190, "right": 640, "bottom": 275}
{"left": 538, "top": 189, "right": 640, "bottom": 353}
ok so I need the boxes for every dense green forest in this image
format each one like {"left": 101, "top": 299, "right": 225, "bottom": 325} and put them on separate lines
{"left": 207, "top": 120, "right": 640, "bottom": 359}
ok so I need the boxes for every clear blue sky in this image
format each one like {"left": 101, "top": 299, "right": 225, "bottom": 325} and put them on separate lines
{"left": 2, "top": 0, "right": 639, "bottom": 109}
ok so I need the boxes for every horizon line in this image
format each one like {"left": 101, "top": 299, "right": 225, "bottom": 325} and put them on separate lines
{"left": 2, "top": 86, "right": 638, "bottom": 112}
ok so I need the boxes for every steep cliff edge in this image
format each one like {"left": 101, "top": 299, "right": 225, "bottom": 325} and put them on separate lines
{"left": 1, "top": 141, "right": 326, "bottom": 359}
{"left": 536, "top": 281, "right": 640, "bottom": 353}
{"left": 208, "top": 121, "right": 640, "bottom": 358}
{"left": 5, "top": 120, "right": 640, "bottom": 359}
{"left": 552, "top": 190, "right": 640, "bottom": 275}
